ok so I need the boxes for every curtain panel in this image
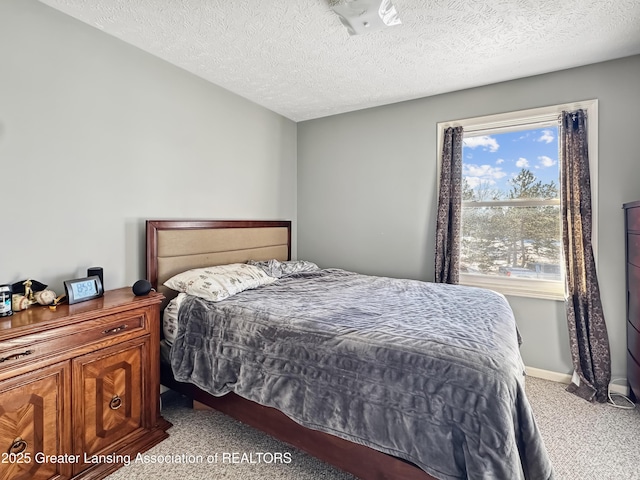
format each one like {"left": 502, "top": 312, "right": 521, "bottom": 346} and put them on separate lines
{"left": 561, "top": 109, "right": 611, "bottom": 403}
{"left": 435, "top": 126, "right": 463, "bottom": 284}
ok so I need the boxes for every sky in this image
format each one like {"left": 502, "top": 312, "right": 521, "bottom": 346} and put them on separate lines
{"left": 462, "top": 126, "right": 559, "bottom": 198}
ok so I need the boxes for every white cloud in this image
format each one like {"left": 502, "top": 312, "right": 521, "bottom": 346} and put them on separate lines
{"left": 463, "top": 164, "right": 506, "bottom": 188}
{"left": 496, "top": 158, "right": 504, "bottom": 164}
{"left": 538, "top": 130, "right": 555, "bottom": 144}
{"left": 515, "top": 157, "right": 529, "bottom": 168}
{"left": 463, "top": 164, "right": 506, "bottom": 178}
{"left": 463, "top": 135, "right": 499, "bottom": 152}
{"left": 538, "top": 155, "right": 556, "bottom": 167}
{"left": 464, "top": 176, "right": 487, "bottom": 188}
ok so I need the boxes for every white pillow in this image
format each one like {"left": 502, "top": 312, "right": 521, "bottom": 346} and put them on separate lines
{"left": 163, "top": 293, "right": 186, "bottom": 346}
{"left": 163, "top": 263, "right": 277, "bottom": 302}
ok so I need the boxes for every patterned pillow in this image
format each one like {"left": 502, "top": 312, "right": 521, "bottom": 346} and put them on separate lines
{"left": 247, "top": 259, "right": 320, "bottom": 278}
{"left": 164, "top": 263, "right": 277, "bottom": 302}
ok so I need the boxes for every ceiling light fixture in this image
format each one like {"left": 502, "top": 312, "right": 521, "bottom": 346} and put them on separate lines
{"left": 331, "top": 0, "right": 402, "bottom": 36}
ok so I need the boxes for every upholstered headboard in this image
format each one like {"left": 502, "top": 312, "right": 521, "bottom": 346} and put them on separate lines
{"left": 146, "top": 220, "right": 291, "bottom": 308}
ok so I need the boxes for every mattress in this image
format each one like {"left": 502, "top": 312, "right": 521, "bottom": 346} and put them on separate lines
{"left": 169, "top": 267, "right": 554, "bottom": 480}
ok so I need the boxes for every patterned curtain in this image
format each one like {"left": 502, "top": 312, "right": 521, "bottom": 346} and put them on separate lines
{"left": 560, "top": 109, "right": 611, "bottom": 402}
{"left": 435, "top": 126, "right": 463, "bottom": 284}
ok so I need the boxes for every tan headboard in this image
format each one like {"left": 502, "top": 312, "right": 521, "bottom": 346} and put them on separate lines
{"left": 146, "top": 220, "right": 291, "bottom": 308}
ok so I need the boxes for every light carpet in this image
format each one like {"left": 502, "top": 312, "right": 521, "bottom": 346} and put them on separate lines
{"left": 106, "top": 377, "right": 639, "bottom": 480}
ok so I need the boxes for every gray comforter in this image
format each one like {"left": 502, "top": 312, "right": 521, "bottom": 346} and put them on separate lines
{"left": 171, "top": 268, "right": 554, "bottom": 480}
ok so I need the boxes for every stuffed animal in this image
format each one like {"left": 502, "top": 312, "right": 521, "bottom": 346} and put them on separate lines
{"left": 35, "top": 289, "right": 57, "bottom": 306}
{"left": 12, "top": 294, "right": 30, "bottom": 312}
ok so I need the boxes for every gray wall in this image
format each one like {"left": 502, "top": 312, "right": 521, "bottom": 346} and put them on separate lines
{"left": 297, "top": 55, "right": 640, "bottom": 378}
{"left": 0, "top": 0, "right": 297, "bottom": 292}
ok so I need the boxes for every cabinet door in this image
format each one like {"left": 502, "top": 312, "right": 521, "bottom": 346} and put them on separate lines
{"left": 73, "top": 338, "right": 148, "bottom": 472}
{"left": 0, "top": 362, "right": 72, "bottom": 480}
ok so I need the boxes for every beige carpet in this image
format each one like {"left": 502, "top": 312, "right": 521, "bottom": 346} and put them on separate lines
{"left": 106, "top": 377, "right": 639, "bottom": 480}
{"left": 524, "top": 377, "right": 639, "bottom": 480}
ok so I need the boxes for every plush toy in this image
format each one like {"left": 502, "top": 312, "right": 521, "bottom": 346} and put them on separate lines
{"left": 35, "top": 289, "right": 57, "bottom": 306}
{"left": 12, "top": 294, "right": 30, "bottom": 312}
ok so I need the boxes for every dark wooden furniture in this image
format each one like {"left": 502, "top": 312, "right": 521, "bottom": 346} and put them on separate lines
{"left": 0, "top": 288, "right": 170, "bottom": 480}
{"left": 147, "top": 219, "right": 436, "bottom": 480}
{"left": 624, "top": 200, "right": 640, "bottom": 401}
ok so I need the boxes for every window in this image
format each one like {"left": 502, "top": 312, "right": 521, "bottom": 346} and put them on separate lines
{"left": 437, "top": 101, "right": 598, "bottom": 300}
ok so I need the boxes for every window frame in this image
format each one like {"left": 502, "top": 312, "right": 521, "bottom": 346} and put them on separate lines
{"left": 436, "top": 100, "right": 598, "bottom": 301}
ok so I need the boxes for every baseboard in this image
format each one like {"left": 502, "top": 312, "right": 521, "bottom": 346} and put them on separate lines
{"left": 525, "top": 366, "right": 630, "bottom": 396}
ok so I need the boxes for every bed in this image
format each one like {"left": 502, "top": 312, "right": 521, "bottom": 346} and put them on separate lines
{"left": 146, "top": 219, "right": 554, "bottom": 480}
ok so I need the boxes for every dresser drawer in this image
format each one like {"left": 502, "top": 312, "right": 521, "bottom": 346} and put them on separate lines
{"left": 629, "top": 321, "right": 640, "bottom": 363}
{"left": 73, "top": 338, "right": 147, "bottom": 473}
{"left": 627, "top": 206, "right": 640, "bottom": 234}
{"left": 0, "top": 309, "right": 149, "bottom": 375}
{"left": 630, "top": 263, "right": 640, "bottom": 332}
{"left": 0, "top": 361, "right": 72, "bottom": 480}
{"left": 628, "top": 233, "right": 640, "bottom": 267}
{"left": 629, "top": 349, "right": 640, "bottom": 402}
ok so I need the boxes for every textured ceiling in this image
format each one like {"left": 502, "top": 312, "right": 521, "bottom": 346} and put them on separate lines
{"left": 38, "top": 0, "right": 640, "bottom": 122}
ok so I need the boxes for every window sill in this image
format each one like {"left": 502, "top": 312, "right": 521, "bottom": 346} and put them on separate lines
{"left": 460, "top": 273, "right": 565, "bottom": 301}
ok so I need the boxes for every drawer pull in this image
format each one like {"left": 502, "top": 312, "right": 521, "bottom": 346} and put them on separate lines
{"left": 0, "top": 350, "right": 33, "bottom": 363}
{"left": 109, "top": 395, "right": 122, "bottom": 410}
{"left": 102, "top": 324, "right": 128, "bottom": 335}
{"left": 9, "top": 438, "right": 28, "bottom": 454}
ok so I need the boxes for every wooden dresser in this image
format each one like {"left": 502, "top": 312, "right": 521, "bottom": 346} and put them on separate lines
{"left": 0, "top": 288, "right": 170, "bottom": 480}
{"left": 624, "top": 200, "right": 640, "bottom": 402}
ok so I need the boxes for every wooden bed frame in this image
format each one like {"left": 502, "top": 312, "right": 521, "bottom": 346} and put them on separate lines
{"left": 146, "top": 219, "right": 436, "bottom": 480}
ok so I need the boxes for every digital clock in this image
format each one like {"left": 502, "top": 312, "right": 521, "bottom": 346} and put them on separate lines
{"left": 63, "top": 275, "right": 104, "bottom": 304}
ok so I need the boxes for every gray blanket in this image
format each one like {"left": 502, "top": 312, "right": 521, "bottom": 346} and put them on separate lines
{"left": 171, "top": 268, "right": 554, "bottom": 480}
